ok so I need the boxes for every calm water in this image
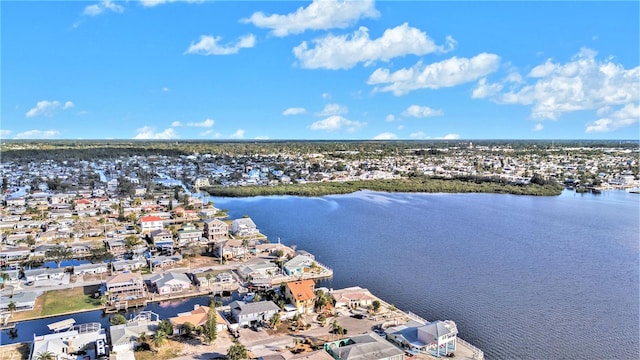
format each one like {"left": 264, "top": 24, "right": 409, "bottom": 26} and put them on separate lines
{"left": 3, "top": 190, "right": 638, "bottom": 359}
{"left": 210, "top": 190, "right": 639, "bottom": 360}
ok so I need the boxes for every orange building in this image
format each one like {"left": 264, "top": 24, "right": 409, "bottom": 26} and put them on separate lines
{"left": 284, "top": 279, "right": 316, "bottom": 314}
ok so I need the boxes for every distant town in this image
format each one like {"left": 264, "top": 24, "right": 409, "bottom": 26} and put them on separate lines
{"left": 0, "top": 140, "right": 637, "bottom": 360}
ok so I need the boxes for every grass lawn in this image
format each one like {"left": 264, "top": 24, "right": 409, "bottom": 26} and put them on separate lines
{"left": 40, "top": 285, "right": 103, "bottom": 316}
{"left": 134, "top": 339, "right": 184, "bottom": 360}
{"left": 11, "top": 285, "right": 103, "bottom": 320}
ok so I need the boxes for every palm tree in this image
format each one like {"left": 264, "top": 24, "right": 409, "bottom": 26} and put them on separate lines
{"left": 153, "top": 329, "right": 168, "bottom": 347}
{"left": 7, "top": 301, "right": 17, "bottom": 317}
{"left": 34, "top": 351, "right": 55, "bottom": 360}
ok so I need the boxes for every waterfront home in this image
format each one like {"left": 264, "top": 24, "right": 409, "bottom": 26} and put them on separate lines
{"left": 105, "top": 238, "right": 127, "bottom": 255}
{"left": 260, "top": 349, "right": 334, "bottom": 360}
{"left": 139, "top": 215, "right": 164, "bottom": 233}
{"left": 169, "top": 304, "right": 228, "bottom": 335}
{"left": 150, "top": 229, "right": 174, "bottom": 251}
{"left": 199, "top": 207, "right": 218, "bottom": 219}
{"left": 30, "top": 322, "right": 107, "bottom": 360}
{"left": 176, "top": 223, "right": 203, "bottom": 246}
{"left": 283, "top": 254, "right": 314, "bottom": 276}
{"left": 111, "top": 257, "right": 147, "bottom": 272}
{"left": 217, "top": 239, "right": 247, "bottom": 259}
{"left": 237, "top": 260, "right": 281, "bottom": 281}
{"left": 149, "top": 254, "right": 182, "bottom": 269}
{"left": 231, "top": 217, "right": 259, "bottom": 237}
{"left": 148, "top": 272, "right": 192, "bottom": 295}
{"left": 0, "top": 268, "right": 21, "bottom": 283}
{"left": 23, "top": 267, "right": 66, "bottom": 282}
{"left": 324, "top": 333, "right": 405, "bottom": 360}
{"left": 284, "top": 279, "right": 316, "bottom": 315}
{"left": 74, "top": 262, "right": 109, "bottom": 275}
{"left": 104, "top": 272, "right": 146, "bottom": 305}
{"left": 109, "top": 311, "right": 159, "bottom": 353}
{"left": 330, "top": 287, "right": 377, "bottom": 309}
{"left": 215, "top": 272, "right": 234, "bottom": 283}
{"left": 0, "top": 291, "right": 40, "bottom": 311}
{"left": 0, "top": 246, "right": 31, "bottom": 265}
{"left": 385, "top": 319, "right": 458, "bottom": 358}
{"left": 203, "top": 218, "right": 229, "bottom": 242}
{"left": 228, "top": 300, "right": 280, "bottom": 327}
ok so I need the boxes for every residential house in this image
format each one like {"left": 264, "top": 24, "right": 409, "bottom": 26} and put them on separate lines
{"left": 111, "top": 257, "right": 147, "bottom": 272}
{"left": 30, "top": 322, "right": 107, "bottom": 360}
{"left": 259, "top": 350, "right": 334, "bottom": 360}
{"left": 23, "top": 268, "right": 66, "bottom": 283}
{"left": 330, "top": 287, "right": 377, "bottom": 309}
{"left": 169, "top": 304, "right": 228, "bottom": 335}
{"left": 139, "top": 215, "right": 164, "bottom": 233}
{"left": 104, "top": 272, "right": 146, "bottom": 305}
{"left": 176, "top": 224, "right": 203, "bottom": 247}
{"left": 231, "top": 217, "right": 259, "bottom": 237}
{"left": 151, "top": 229, "right": 174, "bottom": 251}
{"left": 109, "top": 312, "right": 159, "bottom": 353}
{"left": 148, "top": 272, "right": 192, "bottom": 295}
{"left": 217, "top": 239, "right": 246, "bottom": 259}
{"left": 237, "top": 260, "right": 280, "bottom": 281}
{"left": 0, "top": 291, "right": 39, "bottom": 312}
{"left": 324, "top": 333, "right": 405, "bottom": 360}
{"left": 0, "top": 247, "right": 31, "bottom": 265}
{"left": 283, "top": 255, "right": 314, "bottom": 277}
{"left": 228, "top": 300, "right": 281, "bottom": 327}
{"left": 284, "top": 279, "right": 316, "bottom": 315}
{"left": 150, "top": 254, "right": 182, "bottom": 269}
{"left": 203, "top": 218, "right": 228, "bottom": 242}
{"left": 73, "top": 263, "right": 109, "bottom": 275}
{"left": 385, "top": 319, "right": 458, "bottom": 358}
{"left": 199, "top": 207, "right": 218, "bottom": 219}
{"left": 5, "top": 197, "right": 26, "bottom": 207}
{"left": 105, "top": 238, "right": 127, "bottom": 255}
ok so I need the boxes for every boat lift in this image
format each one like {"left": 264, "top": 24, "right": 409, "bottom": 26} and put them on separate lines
{"left": 47, "top": 318, "right": 76, "bottom": 332}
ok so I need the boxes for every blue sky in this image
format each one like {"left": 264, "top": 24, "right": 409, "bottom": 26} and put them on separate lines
{"left": 1, "top": 0, "right": 638, "bottom": 140}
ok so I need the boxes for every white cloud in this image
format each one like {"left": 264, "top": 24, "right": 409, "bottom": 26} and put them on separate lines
{"left": 229, "top": 129, "right": 246, "bottom": 139}
{"left": 321, "top": 92, "right": 331, "bottom": 99}
{"left": 172, "top": 119, "right": 214, "bottom": 128}
{"left": 255, "top": 136, "right": 269, "bottom": 140}
{"left": 133, "top": 126, "right": 178, "bottom": 139}
{"left": 368, "top": 53, "right": 501, "bottom": 95}
{"left": 385, "top": 114, "right": 396, "bottom": 122}
{"left": 293, "top": 23, "right": 456, "bottom": 70}
{"left": 140, "top": 0, "right": 203, "bottom": 7}
{"left": 373, "top": 132, "right": 398, "bottom": 140}
{"left": 533, "top": 123, "right": 544, "bottom": 131}
{"left": 491, "top": 48, "right": 639, "bottom": 126}
{"left": 200, "top": 129, "right": 222, "bottom": 138}
{"left": 13, "top": 129, "right": 60, "bottom": 139}
{"left": 409, "top": 131, "right": 427, "bottom": 139}
{"left": 242, "top": 0, "right": 379, "bottom": 37}
{"left": 472, "top": 78, "right": 503, "bottom": 99}
{"left": 25, "top": 100, "right": 75, "bottom": 117}
{"left": 402, "top": 105, "right": 444, "bottom": 118}
{"left": 162, "top": 87, "right": 170, "bottom": 92}
{"left": 310, "top": 115, "right": 366, "bottom": 132}
{"left": 316, "top": 103, "right": 348, "bottom": 116}
{"left": 83, "top": 0, "right": 124, "bottom": 16}
{"left": 185, "top": 34, "right": 256, "bottom": 56}
{"left": 188, "top": 118, "right": 215, "bottom": 128}
{"left": 282, "top": 107, "right": 307, "bottom": 116}
{"left": 586, "top": 103, "right": 639, "bottom": 133}
{"left": 0, "top": 130, "right": 12, "bottom": 138}
{"left": 436, "top": 133, "right": 460, "bottom": 140}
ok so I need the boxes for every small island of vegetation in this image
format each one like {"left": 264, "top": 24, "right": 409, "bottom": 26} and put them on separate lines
{"left": 202, "top": 175, "right": 564, "bottom": 197}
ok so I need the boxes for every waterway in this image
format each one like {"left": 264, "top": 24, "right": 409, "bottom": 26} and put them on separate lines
{"left": 3, "top": 190, "right": 638, "bottom": 360}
